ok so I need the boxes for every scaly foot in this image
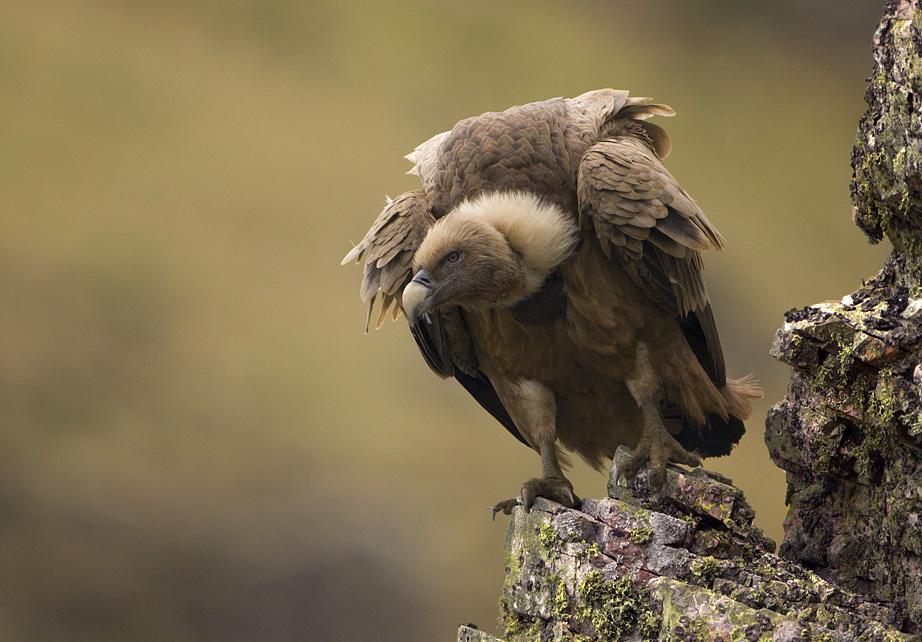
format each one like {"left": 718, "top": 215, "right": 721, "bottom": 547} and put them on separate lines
{"left": 617, "top": 425, "right": 701, "bottom": 489}
{"left": 490, "top": 476, "right": 580, "bottom": 519}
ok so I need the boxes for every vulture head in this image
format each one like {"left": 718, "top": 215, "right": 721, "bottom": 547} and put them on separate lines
{"left": 403, "top": 191, "right": 579, "bottom": 321}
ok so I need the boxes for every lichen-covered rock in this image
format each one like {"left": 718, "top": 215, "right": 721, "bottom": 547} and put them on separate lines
{"left": 609, "top": 448, "right": 769, "bottom": 542}
{"left": 490, "top": 458, "right": 913, "bottom": 642}
{"left": 765, "top": 0, "right": 922, "bottom": 634}
{"left": 458, "top": 623, "right": 504, "bottom": 642}
{"left": 767, "top": 258, "right": 922, "bottom": 633}
{"left": 851, "top": 0, "right": 922, "bottom": 283}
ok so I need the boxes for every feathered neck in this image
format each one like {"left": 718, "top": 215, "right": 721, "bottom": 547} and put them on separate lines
{"left": 451, "top": 191, "right": 579, "bottom": 294}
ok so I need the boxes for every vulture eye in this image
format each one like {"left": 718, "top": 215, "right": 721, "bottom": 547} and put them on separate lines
{"left": 446, "top": 251, "right": 461, "bottom": 264}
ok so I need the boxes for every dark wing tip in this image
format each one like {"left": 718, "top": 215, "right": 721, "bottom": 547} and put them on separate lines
{"left": 409, "top": 313, "right": 528, "bottom": 447}
{"left": 679, "top": 303, "right": 726, "bottom": 388}
{"left": 409, "top": 313, "right": 453, "bottom": 378}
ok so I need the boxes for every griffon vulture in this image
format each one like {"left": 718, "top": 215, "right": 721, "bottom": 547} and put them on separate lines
{"left": 343, "top": 89, "right": 760, "bottom": 514}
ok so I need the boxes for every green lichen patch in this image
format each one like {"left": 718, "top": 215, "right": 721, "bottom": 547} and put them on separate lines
{"left": 574, "top": 541, "right": 602, "bottom": 561}
{"left": 551, "top": 576, "right": 571, "bottom": 620}
{"left": 539, "top": 521, "right": 561, "bottom": 548}
{"left": 669, "top": 472, "right": 744, "bottom": 528}
{"left": 867, "top": 369, "right": 903, "bottom": 428}
{"left": 575, "top": 571, "right": 660, "bottom": 642}
{"left": 498, "top": 599, "right": 529, "bottom": 638}
{"left": 653, "top": 577, "right": 794, "bottom": 642}
{"left": 689, "top": 555, "right": 720, "bottom": 588}
{"left": 687, "top": 525, "right": 734, "bottom": 557}
{"left": 753, "top": 558, "right": 777, "bottom": 579}
{"left": 629, "top": 525, "right": 654, "bottom": 546}
{"left": 814, "top": 335, "right": 855, "bottom": 390}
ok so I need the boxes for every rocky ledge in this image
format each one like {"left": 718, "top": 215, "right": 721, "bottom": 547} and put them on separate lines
{"left": 457, "top": 448, "right": 916, "bottom": 642}
{"left": 766, "top": 256, "right": 922, "bottom": 633}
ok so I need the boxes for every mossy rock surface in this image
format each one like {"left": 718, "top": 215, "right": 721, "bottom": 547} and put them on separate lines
{"left": 852, "top": 0, "right": 922, "bottom": 283}
{"left": 488, "top": 463, "right": 913, "bottom": 642}
{"left": 767, "top": 258, "right": 922, "bottom": 632}
{"left": 766, "top": 2, "right": 922, "bottom": 631}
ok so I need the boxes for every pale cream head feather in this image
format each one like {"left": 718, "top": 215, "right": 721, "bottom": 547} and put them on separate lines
{"left": 447, "top": 191, "right": 579, "bottom": 294}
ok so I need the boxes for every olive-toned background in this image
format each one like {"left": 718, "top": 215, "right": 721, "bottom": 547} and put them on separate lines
{"left": 0, "top": 1, "right": 889, "bottom": 640}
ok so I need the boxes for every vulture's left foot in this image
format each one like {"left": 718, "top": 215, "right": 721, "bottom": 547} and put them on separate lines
{"left": 490, "top": 476, "right": 580, "bottom": 519}
{"left": 618, "top": 423, "right": 701, "bottom": 489}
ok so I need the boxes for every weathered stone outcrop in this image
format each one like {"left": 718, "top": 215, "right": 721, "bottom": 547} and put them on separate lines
{"left": 457, "top": 452, "right": 913, "bottom": 642}
{"left": 766, "top": 261, "right": 922, "bottom": 632}
{"left": 851, "top": 0, "right": 922, "bottom": 280}
{"left": 765, "top": 0, "right": 922, "bottom": 633}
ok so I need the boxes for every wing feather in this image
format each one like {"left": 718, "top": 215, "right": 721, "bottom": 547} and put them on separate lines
{"left": 578, "top": 136, "right": 728, "bottom": 385}
{"left": 342, "top": 190, "right": 435, "bottom": 332}
{"left": 380, "top": 251, "right": 413, "bottom": 296}
{"left": 375, "top": 293, "right": 396, "bottom": 330}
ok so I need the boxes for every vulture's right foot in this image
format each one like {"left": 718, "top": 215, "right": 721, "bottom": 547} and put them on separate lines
{"left": 490, "top": 476, "right": 580, "bottom": 519}
{"left": 618, "top": 422, "right": 701, "bottom": 489}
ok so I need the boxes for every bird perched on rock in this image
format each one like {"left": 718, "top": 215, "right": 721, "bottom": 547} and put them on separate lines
{"left": 343, "top": 89, "right": 760, "bottom": 515}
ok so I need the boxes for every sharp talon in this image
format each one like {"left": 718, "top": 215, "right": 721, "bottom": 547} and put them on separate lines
{"left": 490, "top": 498, "right": 520, "bottom": 520}
{"left": 566, "top": 489, "right": 578, "bottom": 507}
{"left": 497, "top": 477, "right": 580, "bottom": 514}
{"left": 522, "top": 488, "right": 536, "bottom": 512}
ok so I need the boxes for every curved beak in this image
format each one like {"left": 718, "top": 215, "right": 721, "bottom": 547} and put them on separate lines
{"left": 402, "top": 268, "right": 437, "bottom": 323}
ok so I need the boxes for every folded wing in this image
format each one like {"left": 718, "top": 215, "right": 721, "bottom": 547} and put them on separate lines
{"left": 577, "top": 136, "right": 728, "bottom": 386}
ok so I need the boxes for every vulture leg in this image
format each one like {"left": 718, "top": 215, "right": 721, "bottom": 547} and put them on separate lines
{"left": 491, "top": 442, "right": 579, "bottom": 518}
{"left": 619, "top": 344, "right": 701, "bottom": 488}
{"left": 490, "top": 379, "right": 580, "bottom": 518}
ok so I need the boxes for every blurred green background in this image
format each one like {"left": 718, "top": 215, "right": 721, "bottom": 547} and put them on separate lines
{"left": 0, "top": 1, "right": 890, "bottom": 640}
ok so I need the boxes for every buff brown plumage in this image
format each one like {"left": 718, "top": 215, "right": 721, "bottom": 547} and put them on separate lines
{"left": 343, "top": 89, "right": 761, "bottom": 512}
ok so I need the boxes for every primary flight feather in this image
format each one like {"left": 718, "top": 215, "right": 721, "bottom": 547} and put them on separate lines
{"left": 343, "top": 89, "right": 761, "bottom": 512}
